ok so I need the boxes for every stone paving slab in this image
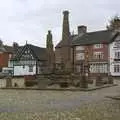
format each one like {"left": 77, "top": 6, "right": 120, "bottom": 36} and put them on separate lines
{"left": 0, "top": 80, "right": 119, "bottom": 119}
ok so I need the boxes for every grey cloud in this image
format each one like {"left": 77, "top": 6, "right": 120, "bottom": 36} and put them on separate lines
{"left": 0, "top": 0, "right": 119, "bottom": 47}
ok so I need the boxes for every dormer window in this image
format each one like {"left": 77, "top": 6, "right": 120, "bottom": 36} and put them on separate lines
{"left": 94, "top": 44, "right": 103, "bottom": 49}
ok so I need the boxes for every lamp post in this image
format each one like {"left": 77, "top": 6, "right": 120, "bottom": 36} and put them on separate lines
{"left": 85, "top": 48, "right": 89, "bottom": 76}
{"left": 96, "top": 55, "right": 103, "bottom": 86}
{"left": 80, "top": 48, "right": 89, "bottom": 88}
{"left": 108, "top": 57, "right": 113, "bottom": 84}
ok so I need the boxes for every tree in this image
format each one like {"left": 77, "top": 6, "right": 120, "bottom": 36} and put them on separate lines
{"left": 13, "top": 42, "right": 19, "bottom": 48}
{"left": 0, "top": 40, "right": 3, "bottom": 46}
{"left": 107, "top": 15, "right": 120, "bottom": 30}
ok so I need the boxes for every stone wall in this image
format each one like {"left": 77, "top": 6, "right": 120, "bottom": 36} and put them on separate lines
{"left": 12, "top": 77, "right": 25, "bottom": 87}
{"left": 0, "top": 79, "right": 6, "bottom": 88}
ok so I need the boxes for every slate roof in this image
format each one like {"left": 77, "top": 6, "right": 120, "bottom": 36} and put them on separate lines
{"left": 4, "top": 46, "right": 14, "bottom": 53}
{"left": 56, "top": 30, "right": 118, "bottom": 48}
{"left": 72, "top": 30, "right": 115, "bottom": 46}
{"left": 55, "top": 35, "right": 76, "bottom": 48}
{"left": 12, "top": 44, "right": 47, "bottom": 61}
{"left": 0, "top": 45, "right": 14, "bottom": 53}
{"left": 28, "top": 44, "right": 47, "bottom": 61}
{"left": 0, "top": 46, "right": 6, "bottom": 52}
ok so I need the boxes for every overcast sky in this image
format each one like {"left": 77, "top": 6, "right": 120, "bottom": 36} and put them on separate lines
{"left": 0, "top": 0, "right": 120, "bottom": 47}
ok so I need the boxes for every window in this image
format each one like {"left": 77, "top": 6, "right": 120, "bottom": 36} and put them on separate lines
{"left": 76, "top": 53, "right": 84, "bottom": 60}
{"left": 9, "top": 54, "right": 12, "bottom": 59}
{"left": 29, "top": 65, "right": 33, "bottom": 72}
{"left": 90, "top": 64, "right": 108, "bottom": 73}
{"left": 115, "top": 52, "right": 120, "bottom": 59}
{"left": 94, "top": 44, "right": 103, "bottom": 49}
{"left": 114, "top": 65, "right": 120, "bottom": 72}
{"left": 114, "top": 42, "right": 120, "bottom": 48}
{"left": 76, "top": 46, "right": 85, "bottom": 51}
{"left": 93, "top": 52, "right": 104, "bottom": 59}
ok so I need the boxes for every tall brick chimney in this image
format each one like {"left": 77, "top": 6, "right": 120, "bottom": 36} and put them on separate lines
{"left": 60, "top": 10, "right": 71, "bottom": 70}
{"left": 62, "top": 10, "right": 70, "bottom": 42}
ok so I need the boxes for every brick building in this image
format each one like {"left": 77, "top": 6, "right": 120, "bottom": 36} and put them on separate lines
{"left": 55, "top": 10, "right": 120, "bottom": 76}
{"left": 0, "top": 41, "right": 14, "bottom": 71}
{"left": 72, "top": 29, "right": 113, "bottom": 76}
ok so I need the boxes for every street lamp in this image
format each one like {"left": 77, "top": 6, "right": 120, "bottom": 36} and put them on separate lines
{"left": 84, "top": 48, "right": 89, "bottom": 76}
{"left": 96, "top": 54, "right": 103, "bottom": 86}
{"left": 80, "top": 48, "right": 89, "bottom": 88}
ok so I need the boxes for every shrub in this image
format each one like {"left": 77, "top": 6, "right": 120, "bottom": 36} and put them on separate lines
{"left": 24, "top": 80, "right": 37, "bottom": 87}
{"left": 59, "top": 82, "right": 69, "bottom": 88}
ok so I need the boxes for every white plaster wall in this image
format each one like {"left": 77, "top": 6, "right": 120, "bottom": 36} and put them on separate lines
{"left": 110, "top": 41, "right": 120, "bottom": 76}
{"left": 109, "top": 43, "right": 113, "bottom": 75}
{"left": 14, "top": 65, "right": 36, "bottom": 76}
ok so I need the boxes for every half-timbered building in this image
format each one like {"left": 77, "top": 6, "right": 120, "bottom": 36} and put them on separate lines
{"left": 9, "top": 44, "right": 47, "bottom": 76}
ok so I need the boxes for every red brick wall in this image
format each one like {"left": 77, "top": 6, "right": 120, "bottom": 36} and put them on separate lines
{"left": 87, "top": 44, "right": 108, "bottom": 61}
{"left": 0, "top": 52, "right": 10, "bottom": 68}
{"left": 73, "top": 44, "right": 109, "bottom": 64}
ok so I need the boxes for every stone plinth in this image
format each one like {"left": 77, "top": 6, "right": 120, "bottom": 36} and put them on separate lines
{"left": 37, "top": 75, "right": 50, "bottom": 89}
{"left": 80, "top": 75, "right": 88, "bottom": 88}
{"left": 96, "top": 75, "right": 103, "bottom": 86}
{"left": 108, "top": 76, "right": 113, "bottom": 84}
{"left": 6, "top": 77, "right": 12, "bottom": 87}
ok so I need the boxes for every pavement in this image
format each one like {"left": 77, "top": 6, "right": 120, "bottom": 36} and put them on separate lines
{"left": 0, "top": 80, "right": 119, "bottom": 119}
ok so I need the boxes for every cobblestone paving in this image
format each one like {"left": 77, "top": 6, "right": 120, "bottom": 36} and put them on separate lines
{"left": 0, "top": 81, "right": 120, "bottom": 119}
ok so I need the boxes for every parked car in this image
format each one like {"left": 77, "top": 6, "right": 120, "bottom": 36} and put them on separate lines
{"left": 0, "top": 68, "right": 13, "bottom": 79}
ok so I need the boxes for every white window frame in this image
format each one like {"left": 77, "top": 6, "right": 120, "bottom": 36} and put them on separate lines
{"left": 114, "top": 65, "right": 120, "bottom": 73}
{"left": 76, "top": 53, "right": 85, "bottom": 60}
{"left": 29, "top": 65, "right": 33, "bottom": 72}
{"left": 94, "top": 44, "right": 103, "bottom": 49}
{"left": 115, "top": 52, "right": 120, "bottom": 59}
{"left": 93, "top": 52, "right": 104, "bottom": 59}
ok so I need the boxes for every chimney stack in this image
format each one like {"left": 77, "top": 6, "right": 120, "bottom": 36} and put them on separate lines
{"left": 13, "top": 42, "right": 19, "bottom": 55}
{"left": 62, "top": 10, "right": 70, "bottom": 41}
{"left": 78, "top": 25, "right": 87, "bottom": 36}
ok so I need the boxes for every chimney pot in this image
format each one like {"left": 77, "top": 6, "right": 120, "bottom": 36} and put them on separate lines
{"left": 78, "top": 25, "right": 87, "bottom": 36}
